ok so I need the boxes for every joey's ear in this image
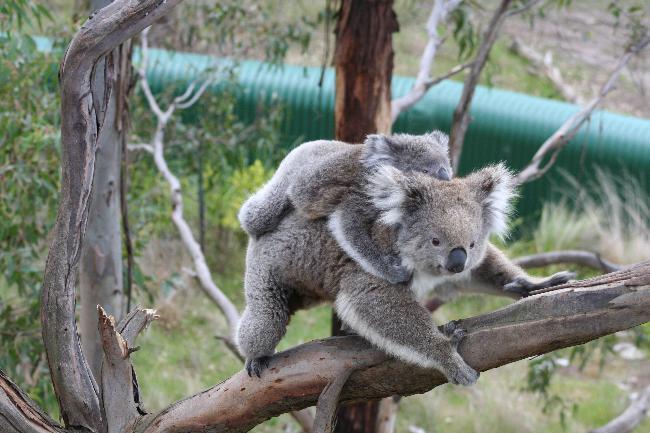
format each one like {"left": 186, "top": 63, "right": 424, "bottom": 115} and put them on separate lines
{"left": 366, "top": 165, "right": 410, "bottom": 225}
{"left": 426, "top": 130, "right": 449, "bottom": 152}
{"left": 468, "top": 163, "right": 517, "bottom": 238}
{"left": 362, "top": 134, "right": 400, "bottom": 168}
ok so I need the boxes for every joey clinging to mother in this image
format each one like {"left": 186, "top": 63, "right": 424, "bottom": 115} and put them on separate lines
{"left": 238, "top": 131, "right": 453, "bottom": 284}
{"left": 236, "top": 163, "right": 573, "bottom": 383}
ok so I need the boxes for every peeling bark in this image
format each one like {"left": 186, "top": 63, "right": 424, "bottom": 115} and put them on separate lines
{"left": 0, "top": 371, "right": 64, "bottom": 433}
{"left": 333, "top": 0, "right": 398, "bottom": 141}
{"left": 40, "top": 0, "right": 183, "bottom": 431}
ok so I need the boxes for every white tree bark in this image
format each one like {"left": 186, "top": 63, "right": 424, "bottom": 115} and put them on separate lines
{"left": 515, "top": 35, "right": 650, "bottom": 184}
{"left": 80, "top": 0, "right": 128, "bottom": 383}
{"left": 390, "top": 0, "right": 462, "bottom": 122}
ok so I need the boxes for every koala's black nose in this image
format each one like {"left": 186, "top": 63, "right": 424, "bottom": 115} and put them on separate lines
{"left": 446, "top": 247, "right": 467, "bottom": 273}
{"left": 437, "top": 166, "right": 451, "bottom": 181}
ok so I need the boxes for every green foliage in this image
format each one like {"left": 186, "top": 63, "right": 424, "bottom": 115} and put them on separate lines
{"left": 0, "top": 27, "right": 61, "bottom": 415}
{"left": 214, "top": 160, "right": 272, "bottom": 231}
{"left": 0, "top": 0, "right": 52, "bottom": 33}
{"left": 449, "top": 1, "right": 478, "bottom": 61}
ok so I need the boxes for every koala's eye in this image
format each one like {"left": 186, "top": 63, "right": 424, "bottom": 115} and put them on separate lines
{"left": 422, "top": 169, "right": 429, "bottom": 174}
{"left": 432, "top": 238, "right": 440, "bottom": 246}
{"left": 470, "top": 242, "right": 475, "bottom": 249}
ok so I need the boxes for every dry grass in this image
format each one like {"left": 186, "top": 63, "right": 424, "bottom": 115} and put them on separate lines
{"left": 532, "top": 169, "right": 650, "bottom": 264}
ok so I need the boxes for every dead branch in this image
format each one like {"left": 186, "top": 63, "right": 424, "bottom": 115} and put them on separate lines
{"left": 510, "top": 37, "right": 583, "bottom": 104}
{"left": 135, "top": 27, "right": 239, "bottom": 334}
{"left": 590, "top": 386, "right": 650, "bottom": 433}
{"left": 134, "top": 262, "right": 650, "bottom": 433}
{"left": 514, "top": 250, "right": 621, "bottom": 273}
{"left": 391, "top": 0, "right": 462, "bottom": 122}
{"left": 98, "top": 306, "right": 157, "bottom": 433}
{"left": 0, "top": 370, "right": 64, "bottom": 433}
{"left": 515, "top": 35, "right": 650, "bottom": 185}
{"left": 448, "top": 0, "right": 515, "bottom": 172}
{"left": 40, "top": 0, "right": 182, "bottom": 431}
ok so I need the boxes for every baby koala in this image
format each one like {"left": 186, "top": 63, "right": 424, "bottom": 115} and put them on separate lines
{"left": 238, "top": 131, "right": 452, "bottom": 284}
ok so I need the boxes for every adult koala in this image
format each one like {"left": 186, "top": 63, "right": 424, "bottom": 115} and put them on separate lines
{"left": 236, "top": 163, "right": 573, "bottom": 384}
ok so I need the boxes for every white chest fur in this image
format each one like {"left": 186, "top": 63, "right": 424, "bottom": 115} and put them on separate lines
{"left": 409, "top": 269, "right": 470, "bottom": 301}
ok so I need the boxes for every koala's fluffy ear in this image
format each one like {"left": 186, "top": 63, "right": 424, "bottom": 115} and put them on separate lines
{"left": 468, "top": 163, "right": 517, "bottom": 238}
{"left": 366, "top": 165, "right": 410, "bottom": 226}
{"left": 426, "top": 130, "right": 450, "bottom": 153}
{"left": 362, "top": 134, "right": 399, "bottom": 168}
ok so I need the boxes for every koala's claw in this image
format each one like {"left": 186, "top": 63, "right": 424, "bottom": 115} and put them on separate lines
{"left": 447, "top": 362, "right": 480, "bottom": 386}
{"left": 448, "top": 328, "right": 468, "bottom": 350}
{"left": 383, "top": 255, "right": 412, "bottom": 284}
{"left": 441, "top": 321, "right": 467, "bottom": 349}
{"left": 504, "top": 271, "right": 576, "bottom": 297}
{"left": 245, "top": 356, "right": 270, "bottom": 378}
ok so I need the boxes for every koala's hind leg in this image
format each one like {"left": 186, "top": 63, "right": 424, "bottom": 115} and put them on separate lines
{"left": 238, "top": 175, "right": 292, "bottom": 238}
{"left": 334, "top": 274, "right": 479, "bottom": 386}
{"left": 236, "top": 273, "right": 291, "bottom": 378}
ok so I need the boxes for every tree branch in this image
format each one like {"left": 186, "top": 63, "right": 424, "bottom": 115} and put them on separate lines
{"left": 41, "top": 1, "right": 182, "bottom": 431}
{"left": 515, "top": 35, "right": 650, "bottom": 185}
{"left": 135, "top": 262, "right": 650, "bottom": 433}
{"left": 135, "top": 28, "right": 240, "bottom": 334}
{"left": 514, "top": 250, "right": 621, "bottom": 273}
{"left": 0, "top": 371, "right": 64, "bottom": 433}
{"left": 391, "top": 0, "right": 462, "bottom": 122}
{"left": 98, "top": 306, "right": 156, "bottom": 433}
{"left": 448, "top": 0, "right": 515, "bottom": 172}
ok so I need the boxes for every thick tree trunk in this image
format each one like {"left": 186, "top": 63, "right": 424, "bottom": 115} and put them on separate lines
{"left": 334, "top": 0, "right": 397, "bottom": 142}
{"left": 79, "top": 0, "right": 132, "bottom": 381}
{"left": 333, "top": 1, "right": 398, "bottom": 431}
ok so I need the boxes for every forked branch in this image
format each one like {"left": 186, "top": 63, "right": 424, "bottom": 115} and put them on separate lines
{"left": 515, "top": 35, "right": 650, "bottom": 184}
{"left": 133, "top": 262, "right": 650, "bottom": 433}
{"left": 391, "top": 0, "right": 463, "bottom": 122}
{"left": 40, "top": 0, "right": 182, "bottom": 431}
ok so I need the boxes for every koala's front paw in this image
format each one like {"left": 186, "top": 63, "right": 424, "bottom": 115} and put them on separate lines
{"left": 445, "top": 355, "right": 479, "bottom": 386}
{"left": 245, "top": 356, "right": 271, "bottom": 378}
{"left": 504, "top": 271, "right": 576, "bottom": 297}
{"left": 383, "top": 255, "right": 412, "bottom": 284}
{"left": 441, "top": 320, "right": 467, "bottom": 349}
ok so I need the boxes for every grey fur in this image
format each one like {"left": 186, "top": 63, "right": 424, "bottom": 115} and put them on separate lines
{"left": 238, "top": 132, "right": 452, "bottom": 283}
{"left": 236, "top": 163, "right": 573, "bottom": 384}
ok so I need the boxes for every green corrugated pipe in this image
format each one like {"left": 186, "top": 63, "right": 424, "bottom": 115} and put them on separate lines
{"left": 34, "top": 37, "right": 650, "bottom": 221}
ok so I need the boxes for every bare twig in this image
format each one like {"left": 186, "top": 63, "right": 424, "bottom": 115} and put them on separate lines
{"left": 127, "top": 143, "right": 154, "bottom": 153}
{"left": 510, "top": 37, "right": 583, "bottom": 104}
{"left": 135, "top": 31, "right": 315, "bottom": 432}
{"left": 391, "top": 0, "right": 462, "bottom": 122}
{"left": 135, "top": 27, "right": 240, "bottom": 334}
{"left": 515, "top": 35, "right": 650, "bottom": 184}
{"left": 448, "top": 0, "right": 518, "bottom": 172}
{"left": 590, "top": 386, "right": 650, "bottom": 433}
{"left": 514, "top": 250, "right": 621, "bottom": 273}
